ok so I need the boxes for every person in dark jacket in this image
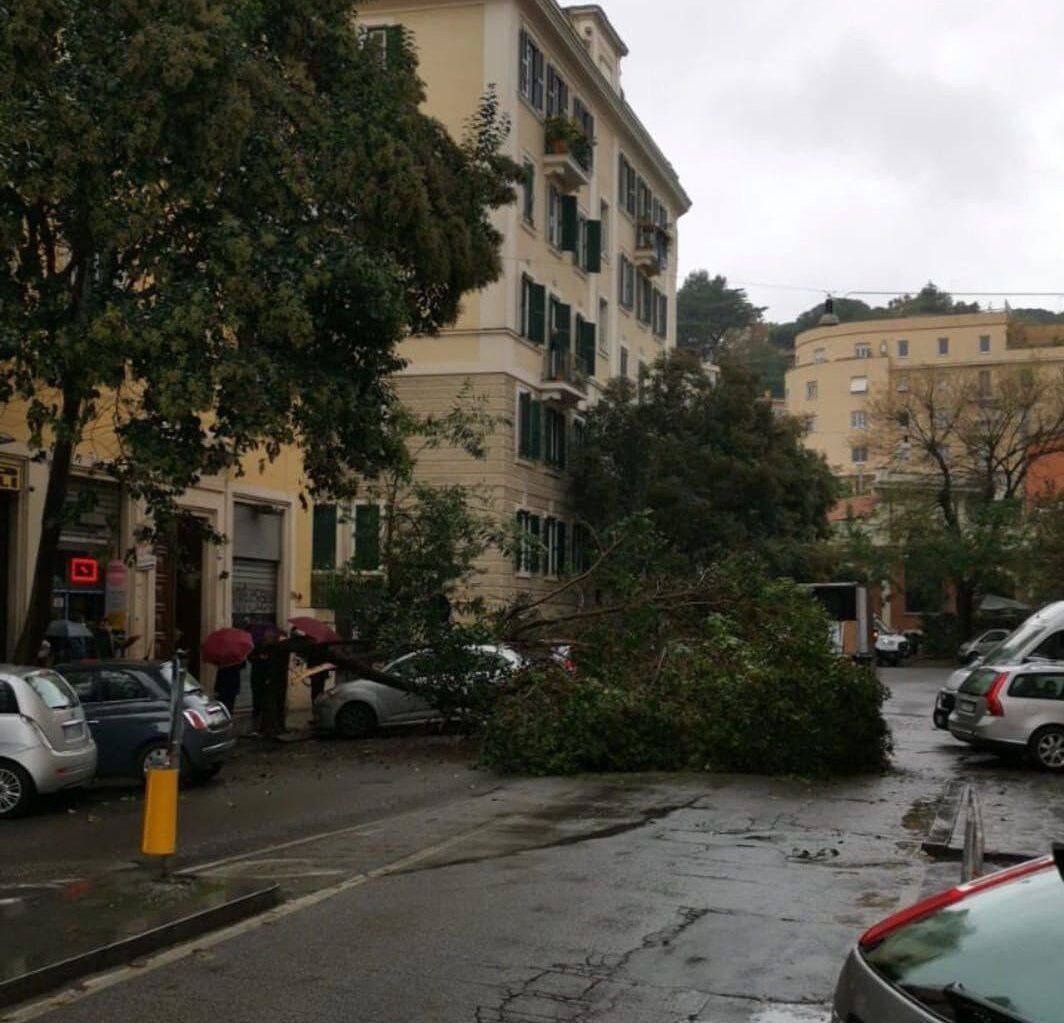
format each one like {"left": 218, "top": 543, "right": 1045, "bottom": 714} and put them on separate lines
{"left": 214, "top": 661, "right": 244, "bottom": 715}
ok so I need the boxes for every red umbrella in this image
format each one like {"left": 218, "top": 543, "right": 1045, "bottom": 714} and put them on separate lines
{"left": 287, "top": 616, "right": 342, "bottom": 644}
{"left": 201, "top": 627, "right": 254, "bottom": 667}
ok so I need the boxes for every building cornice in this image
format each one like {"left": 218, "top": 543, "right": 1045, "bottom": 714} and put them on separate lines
{"left": 795, "top": 311, "right": 1009, "bottom": 350}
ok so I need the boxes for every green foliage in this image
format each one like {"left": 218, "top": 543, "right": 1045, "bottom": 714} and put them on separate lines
{"left": 676, "top": 271, "right": 765, "bottom": 360}
{"left": 571, "top": 352, "right": 837, "bottom": 572}
{"left": 919, "top": 613, "right": 964, "bottom": 658}
{"left": 484, "top": 567, "right": 891, "bottom": 777}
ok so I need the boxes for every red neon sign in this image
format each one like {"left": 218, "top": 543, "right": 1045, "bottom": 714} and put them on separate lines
{"left": 68, "top": 557, "right": 100, "bottom": 586}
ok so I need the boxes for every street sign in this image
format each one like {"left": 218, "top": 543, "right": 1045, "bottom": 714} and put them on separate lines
{"left": 0, "top": 463, "right": 20, "bottom": 492}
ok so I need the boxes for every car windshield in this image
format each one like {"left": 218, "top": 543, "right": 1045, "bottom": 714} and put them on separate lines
{"left": 863, "top": 865, "right": 1064, "bottom": 1022}
{"left": 26, "top": 671, "right": 78, "bottom": 709}
{"left": 980, "top": 618, "right": 1041, "bottom": 666}
{"left": 959, "top": 668, "right": 1003, "bottom": 696}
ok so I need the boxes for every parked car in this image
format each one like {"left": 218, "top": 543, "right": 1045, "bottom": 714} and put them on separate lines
{"left": 0, "top": 666, "right": 97, "bottom": 818}
{"left": 834, "top": 852, "right": 1063, "bottom": 1021}
{"left": 934, "top": 601, "right": 1064, "bottom": 729}
{"left": 874, "top": 621, "right": 908, "bottom": 667}
{"left": 55, "top": 660, "right": 234, "bottom": 781}
{"left": 314, "top": 644, "right": 527, "bottom": 739}
{"left": 957, "top": 627, "right": 1010, "bottom": 665}
{"left": 947, "top": 663, "right": 1064, "bottom": 770}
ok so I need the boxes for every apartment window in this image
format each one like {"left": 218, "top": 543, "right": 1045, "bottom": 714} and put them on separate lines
{"left": 517, "top": 391, "right": 542, "bottom": 460}
{"left": 978, "top": 369, "right": 992, "bottom": 397}
{"left": 518, "top": 30, "right": 544, "bottom": 110}
{"left": 618, "top": 255, "right": 634, "bottom": 310}
{"left": 599, "top": 200, "right": 610, "bottom": 259}
{"left": 572, "top": 97, "right": 594, "bottom": 170}
{"left": 813, "top": 348, "right": 825, "bottom": 364}
{"left": 897, "top": 374, "right": 909, "bottom": 393}
{"left": 519, "top": 274, "right": 546, "bottom": 344}
{"left": 850, "top": 376, "right": 868, "bottom": 394}
{"left": 652, "top": 290, "right": 668, "bottom": 338}
{"left": 547, "top": 519, "right": 568, "bottom": 576}
{"left": 806, "top": 380, "right": 818, "bottom": 401}
{"left": 544, "top": 407, "right": 566, "bottom": 468}
{"left": 547, "top": 184, "right": 562, "bottom": 248}
{"left": 938, "top": 336, "right": 949, "bottom": 356}
{"left": 980, "top": 334, "right": 991, "bottom": 354}
{"left": 545, "top": 66, "right": 569, "bottom": 117}
{"left": 620, "top": 345, "right": 629, "bottom": 378}
{"left": 855, "top": 343, "right": 871, "bottom": 359}
{"left": 364, "top": 25, "right": 400, "bottom": 63}
{"left": 598, "top": 298, "right": 610, "bottom": 355}
{"left": 897, "top": 339, "right": 909, "bottom": 358}
{"left": 353, "top": 503, "right": 381, "bottom": 571}
{"left": 805, "top": 415, "right": 817, "bottom": 435}
{"left": 851, "top": 410, "right": 867, "bottom": 430}
{"left": 636, "top": 274, "right": 652, "bottom": 325}
{"left": 312, "top": 505, "right": 338, "bottom": 571}
{"left": 550, "top": 295, "right": 571, "bottom": 353}
{"left": 851, "top": 446, "right": 868, "bottom": 465}
{"left": 637, "top": 360, "right": 648, "bottom": 400}
{"left": 521, "top": 161, "right": 535, "bottom": 225}
{"left": 618, "top": 155, "right": 636, "bottom": 216}
{"left": 636, "top": 177, "right": 652, "bottom": 221}
{"left": 515, "top": 510, "right": 542, "bottom": 574}
{"left": 577, "top": 214, "right": 589, "bottom": 271}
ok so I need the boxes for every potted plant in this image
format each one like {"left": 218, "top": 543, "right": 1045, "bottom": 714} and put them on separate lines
{"left": 544, "top": 115, "right": 576, "bottom": 155}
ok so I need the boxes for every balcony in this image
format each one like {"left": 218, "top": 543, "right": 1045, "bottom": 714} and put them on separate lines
{"left": 634, "top": 220, "right": 670, "bottom": 276}
{"left": 543, "top": 117, "right": 592, "bottom": 192}
{"left": 542, "top": 345, "right": 588, "bottom": 402}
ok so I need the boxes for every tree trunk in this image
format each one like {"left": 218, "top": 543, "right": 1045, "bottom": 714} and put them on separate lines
{"left": 955, "top": 579, "right": 977, "bottom": 640}
{"left": 14, "top": 386, "right": 82, "bottom": 663}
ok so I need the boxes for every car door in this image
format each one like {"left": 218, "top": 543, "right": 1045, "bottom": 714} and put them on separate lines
{"left": 82, "top": 668, "right": 166, "bottom": 776}
{"left": 382, "top": 652, "right": 438, "bottom": 724}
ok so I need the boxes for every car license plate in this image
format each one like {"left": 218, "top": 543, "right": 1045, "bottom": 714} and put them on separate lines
{"left": 959, "top": 699, "right": 976, "bottom": 713}
{"left": 62, "top": 721, "right": 84, "bottom": 739}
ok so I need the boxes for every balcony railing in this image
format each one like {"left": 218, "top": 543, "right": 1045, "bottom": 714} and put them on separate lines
{"left": 543, "top": 117, "right": 592, "bottom": 192}
{"left": 542, "top": 345, "right": 588, "bottom": 398}
{"left": 634, "top": 220, "right": 670, "bottom": 276}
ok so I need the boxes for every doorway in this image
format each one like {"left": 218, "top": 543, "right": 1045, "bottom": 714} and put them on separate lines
{"left": 154, "top": 519, "right": 205, "bottom": 676}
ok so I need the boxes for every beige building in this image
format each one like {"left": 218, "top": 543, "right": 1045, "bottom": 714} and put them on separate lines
{"left": 321, "top": 0, "right": 691, "bottom": 604}
{"left": 785, "top": 311, "right": 1064, "bottom": 485}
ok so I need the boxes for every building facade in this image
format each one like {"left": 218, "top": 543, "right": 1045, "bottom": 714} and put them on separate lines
{"left": 327, "top": 0, "right": 690, "bottom": 604}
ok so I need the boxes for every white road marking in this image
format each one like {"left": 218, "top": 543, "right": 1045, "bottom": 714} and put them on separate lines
{"left": 2, "top": 821, "right": 496, "bottom": 1023}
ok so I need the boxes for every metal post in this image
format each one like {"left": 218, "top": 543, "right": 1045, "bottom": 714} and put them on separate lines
{"left": 961, "top": 785, "right": 985, "bottom": 882}
{"left": 140, "top": 650, "right": 185, "bottom": 867}
{"left": 168, "top": 649, "right": 186, "bottom": 769}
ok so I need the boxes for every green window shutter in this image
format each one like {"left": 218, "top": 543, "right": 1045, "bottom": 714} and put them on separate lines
{"left": 560, "top": 195, "right": 578, "bottom": 252}
{"left": 518, "top": 391, "right": 532, "bottom": 457}
{"left": 385, "top": 25, "right": 404, "bottom": 63}
{"left": 529, "top": 399, "right": 542, "bottom": 460}
{"left": 556, "top": 521, "right": 567, "bottom": 574}
{"left": 579, "top": 320, "right": 596, "bottom": 377}
{"left": 554, "top": 302, "right": 571, "bottom": 352}
{"left": 312, "top": 505, "right": 337, "bottom": 571}
{"left": 585, "top": 220, "right": 602, "bottom": 273}
{"left": 530, "top": 283, "right": 546, "bottom": 344}
{"left": 354, "top": 503, "right": 381, "bottom": 570}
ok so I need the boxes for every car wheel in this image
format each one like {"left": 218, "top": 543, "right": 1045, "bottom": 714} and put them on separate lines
{"left": 334, "top": 702, "right": 377, "bottom": 739}
{"left": 0, "top": 760, "right": 34, "bottom": 819}
{"left": 933, "top": 710, "right": 949, "bottom": 730}
{"left": 1029, "top": 726, "right": 1064, "bottom": 771}
{"left": 138, "top": 741, "right": 172, "bottom": 778}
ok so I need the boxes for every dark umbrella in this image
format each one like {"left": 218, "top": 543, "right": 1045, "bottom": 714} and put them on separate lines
{"left": 201, "top": 627, "right": 254, "bottom": 667}
{"left": 249, "top": 622, "right": 284, "bottom": 647}
{"left": 45, "top": 620, "right": 95, "bottom": 640}
{"left": 287, "top": 617, "right": 342, "bottom": 644}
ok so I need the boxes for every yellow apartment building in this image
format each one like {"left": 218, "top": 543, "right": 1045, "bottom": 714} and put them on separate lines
{"left": 312, "top": 0, "right": 691, "bottom": 606}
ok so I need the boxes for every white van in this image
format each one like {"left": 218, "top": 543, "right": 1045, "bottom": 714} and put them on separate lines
{"left": 933, "top": 601, "right": 1064, "bottom": 728}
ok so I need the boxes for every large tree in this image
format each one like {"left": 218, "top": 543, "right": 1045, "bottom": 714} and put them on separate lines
{"left": 571, "top": 352, "right": 838, "bottom": 571}
{"left": 0, "top": 1, "right": 519, "bottom": 659}
{"left": 676, "top": 271, "right": 765, "bottom": 361}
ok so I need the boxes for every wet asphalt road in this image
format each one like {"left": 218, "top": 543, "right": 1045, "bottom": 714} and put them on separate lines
{"left": 5, "top": 665, "right": 1063, "bottom": 1022}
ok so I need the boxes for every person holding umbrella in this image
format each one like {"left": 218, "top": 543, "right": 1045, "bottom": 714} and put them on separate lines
{"left": 200, "top": 626, "right": 255, "bottom": 716}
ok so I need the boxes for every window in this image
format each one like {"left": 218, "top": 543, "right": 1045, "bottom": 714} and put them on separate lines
{"left": 572, "top": 97, "right": 594, "bottom": 170}
{"left": 978, "top": 369, "right": 992, "bottom": 397}
{"left": 519, "top": 274, "right": 546, "bottom": 344}
{"left": 545, "top": 66, "right": 569, "bottom": 117}
{"left": 636, "top": 273, "right": 652, "bottom": 324}
{"left": 353, "top": 503, "right": 381, "bottom": 571}
{"left": 851, "top": 446, "right": 868, "bottom": 464}
{"left": 521, "top": 161, "right": 535, "bottom": 224}
{"left": 938, "top": 336, "right": 949, "bottom": 356}
{"left": 897, "top": 339, "right": 909, "bottom": 357}
{"left": 517, "top": 391, "right": 542, "bottom": 460}
{"left": 598, "top": 298, "right": 609, "bottom": 355}
{"left": 618, "top": 255, "right": 634, "bottom": 310}
{"left": 1009, "top": 673, "right": 1064, "bottom": 700}
{"left": 0, "top": 680, "right": 18, "bottom": 714}
{"left": 546, "top": 519, "right": 568, "bottom": 576}
{"left": 26, "top": 671, "right": 77, "bottom": 708}
{"left": 980, "top": 334, "right": 991, "bottom": 354}
{"left": 850, "top": 376, "right": 868, "bottom": 394}
{"left": 312, "top": 504, "right": 338, "bottom": 571}
{"left": 544, "top": 408, "right": 566, "bottom": 468}
{"left": 652, "top": 290, "right": 668, "bottom": 338}
{"left": 805, "top": 416, "right": 816, "bottom": 435}
{"left": 636, "top": 177, "right": 652, "bottom": 220}
{"left": 547, "top": 184, "right": 562, "bottom": 248}
{"left": 806, "top": 380, "right": 818, "bottom": 401}
{"left": 515, "top": 510, "right": 542, "bottom": 574}
{"left": 618, "top": 155, "right": 636, "bottom": 216}
{"left": 813, "top": 348, "right": 825, "bottom": 364}
{"left": 599, "top": 200, "right": 610, "bottom": 259}
{"left": 897, "top": 374, "right": 909, "bottom": 393}
{"left": 637, "top": 360, "right": 648, "bottom": 400}
{"left": 577, "top": 214, "right": 589, "bottom": 271}
{"left": 549, "top": 295, "right": 570, "bottom": 351}
{"left": 851, "top": 410, "right": 867, "bottom": 430}
{"left": 855, "top": 343, "right": 871, "bottom": 359}
{"left": 99, "top": 669, "right": 152, "bottom": 702}
{"left": 620, "top": 345, "right": 629, "bottom": 378}
{"left": 519, "top": 30, "right": 544, "bottom": 110}
{"left": 364, "top": 25, "right": 400, "bottom": 63}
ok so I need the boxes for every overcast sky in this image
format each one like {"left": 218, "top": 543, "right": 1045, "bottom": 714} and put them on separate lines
{"left": 599, "top": 0, "right": 1064, "bottom": 322}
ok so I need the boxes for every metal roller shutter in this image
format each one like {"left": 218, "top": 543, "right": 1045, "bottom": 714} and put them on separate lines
{"left": 232, "top": 557, "right": 278, "bottom": 625}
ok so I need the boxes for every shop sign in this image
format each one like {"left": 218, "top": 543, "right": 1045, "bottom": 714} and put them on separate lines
{"left": 68, "top": 557, "right": 100, "bottom": 586}
{"left": 0, "top": 463, "right": 20, "bottom": 492}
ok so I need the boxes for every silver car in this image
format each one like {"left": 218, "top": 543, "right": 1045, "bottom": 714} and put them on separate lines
{"left": 948, "top": 663, "right": 1064, "bottom": 770}
{"left": 314, "top": 644, "right": 526, "bottom": 739}
{"left": 0, "top": 666, "right": 97, "bottom": 818}
{"left": 957, "top": 627, "right": 1010, "bottom": 665}
{"left": 834, "top": 854, "right": 1062, "bottom": 1021}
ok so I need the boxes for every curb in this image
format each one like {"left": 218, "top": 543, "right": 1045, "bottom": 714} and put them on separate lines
{"left": 920, "top": 779, "right": 1037, "bottom": 866}
{"left": 0, "top": 883, "right": 280, "bottom": 1010}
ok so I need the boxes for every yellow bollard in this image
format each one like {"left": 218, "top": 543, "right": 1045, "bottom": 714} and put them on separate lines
{"left": 141, "top": 767, "right": 179, "bottom": 857}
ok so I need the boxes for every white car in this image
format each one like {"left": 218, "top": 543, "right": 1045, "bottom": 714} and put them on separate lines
{"left": 313, "top": 644, "right": 528, "bottom": 739}
{"left": 874, "top": 626, "right": 908, "bottom": 667}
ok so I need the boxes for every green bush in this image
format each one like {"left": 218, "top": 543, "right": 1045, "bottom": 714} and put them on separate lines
{"left": 483, "top": 578, "right": 892, "bottom": 778}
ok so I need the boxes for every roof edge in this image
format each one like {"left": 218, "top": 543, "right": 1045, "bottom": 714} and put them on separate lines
{"left": 562, "top": 4, "right": 629, "bottom": 57}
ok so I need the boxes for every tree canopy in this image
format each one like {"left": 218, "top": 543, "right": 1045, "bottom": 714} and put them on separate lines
{"left": 571, "top": 352, "right": 838, "bottom": 571}
{"left": 0, "top": 0, "right": 520, "bottom": 657}
{"left": 676, "top": 271, "right": 765, "bottom": 361}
